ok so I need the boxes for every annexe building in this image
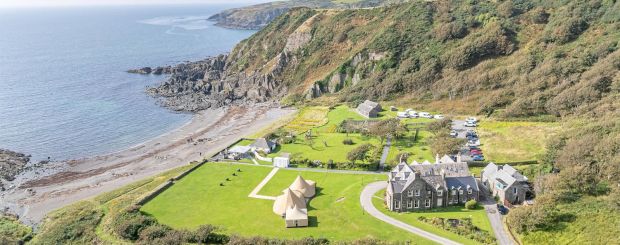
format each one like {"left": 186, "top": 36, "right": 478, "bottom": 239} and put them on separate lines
{"left": 386, "top": 155, "right": 479, "bottom": 211}
{"left": 356, "top": 100, "right": 382, "bottom": 118}
{"left": 481, "top": 163, "right": 529, "bottom": 205}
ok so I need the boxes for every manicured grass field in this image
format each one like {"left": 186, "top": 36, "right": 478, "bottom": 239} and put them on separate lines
{"left": 270, "top": 132, "right": 382, "bottom": 163}
{"left": 371, "top": 190, "right": 492, "bottom": 245}
{"left": 141, "top": 163, "right": 435, "bottom": 243}
{"left": 477, "top": 121, "right": 560, "bottom": 163}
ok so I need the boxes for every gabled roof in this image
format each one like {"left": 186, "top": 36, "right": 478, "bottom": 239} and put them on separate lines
{"left": 229, "top": 145, "right": 251, "bottom": 154}
{"left": 285, "top": 205, "right": 308, "bottom": 221}
{"left": 439, "top": 155, "right": 456, "bottom": 163}
{"left": 250, "top": 138, "right": 275, "bottom": 150}
{"left": 410, "top": 162, "right": 470, "bottom": 177}
{"left": 483, "top": 163, "right": 528, "bottom": 188}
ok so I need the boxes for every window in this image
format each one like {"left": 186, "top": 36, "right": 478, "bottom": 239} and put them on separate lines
{"left": 468, "top": 189, "right": 473, "bottom": 195}
{"left": 427, "top": 190, "right": 432, "bottom": 195}
{"left": 496, "top": 182, "right": 504, "bottom": 189}
{"left": 414, "top": 189, "right": 420, "bottom": 196}
{"left": 407, "top": 200, "right": 413, "bottom": 208}
{"left": 425, "top": 199, "right": 431, "bottom": 207}
{"left": 459, "top": 189, "right": 463, "bottom": 195}
{"left": 513, "top": 187, "right": 518, "bottom": 194}
{"left": 408, "top": 190, "right": 413, "bottom": 197}
{"left": 437, "top": 190, "right": 443, "bottom": 196}
{"left": 395, "top": 201, "right": 400, "bottom": 209}
{"left": 414, "top": 200, "right": 420, "bottom": 208}
{"left": 451, "top": 190, "right": 456, "bottom": 195}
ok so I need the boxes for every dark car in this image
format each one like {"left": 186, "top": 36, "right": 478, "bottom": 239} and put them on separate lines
{"left": 472, "top": 155, "right": 485, "bottom": 161}
{"left": 497, "top": 204, "right": 508, "bottom": 215}
{"left": 469, "top": 146, "right": 481, "bottom": 150}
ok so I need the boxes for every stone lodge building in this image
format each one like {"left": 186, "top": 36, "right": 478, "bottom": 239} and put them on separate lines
{"left": 386, "top": 155, "right": 479, "bottom": 211}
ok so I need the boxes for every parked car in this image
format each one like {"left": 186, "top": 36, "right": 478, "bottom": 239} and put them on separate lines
{"left": 397, "top": 112, "right": 409, "bottom": 118}
{"left": 420, "top": 112, "right": 433, "bottom": 118}
{"left": 408, "top": 111, "right": 419, "bottom": 118}
{"left": 472, "top": 155, "right": 485, "bottom": 161}
{"left": 434, "top": 114, "right": 445, "bottom": 119}
{"left": 466, "top": 117, "right": 478, "bottom": 123}
{"left": 497, "top": 204, "right": 508, "bottom": 215}
{"left": 470, "top": 149, "right": 482, "bottom": 154}
{"left": 464, "top": 121, "right": 477, "bottom": 127}
{"left": 469, "top": 146, "right": 481, "bottom": 150}
{"left": 466, "top": 130, "right": 477, "bottom": 137}
{"left": 449, "top": 130, "right": 458, "bottom": 137}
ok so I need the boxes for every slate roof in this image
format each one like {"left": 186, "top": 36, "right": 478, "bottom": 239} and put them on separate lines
{"left": 482, "top": 163, "right": 528, "bottom": 190}
{"left": 446, "top": 176, "right": 479, "bottom": 191}
{"left": 229, "top": 145, "right": 251, "bottom": 154}
{"left": 356, "top": 100, "right": 381, "bottom": 118}
{"left": 389, "top": 161, "right": 476, "bottom": 194}
{"left": 250, "top": 138, "right": 275, "bottom": 150}
{"left": 410, "top": 162, "right": 470, "bottom": 177}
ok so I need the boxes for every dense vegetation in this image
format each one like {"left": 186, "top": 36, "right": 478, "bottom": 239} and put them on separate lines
{"left": 225, "top": 0, "right": 620, "bottom": 243}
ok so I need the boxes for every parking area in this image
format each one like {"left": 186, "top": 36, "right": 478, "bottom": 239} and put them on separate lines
{"left": 451, "top": 118, "right": 483, "bottom": 163}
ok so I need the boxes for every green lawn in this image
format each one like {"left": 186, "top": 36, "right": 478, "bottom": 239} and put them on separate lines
{"left": 387, "top": 130, "right": 434, "bottom": 165}
{"left": 371, "top": 190, "right": 493, "bottom": 245}
{"left": 269, "top": 132, "right": 382, "bottom": 163}
{"left": 477, "top": 121, "right": 560, "bottom": 163}
{"left": 141, "top": 163, "right": 436, "bottom": 243}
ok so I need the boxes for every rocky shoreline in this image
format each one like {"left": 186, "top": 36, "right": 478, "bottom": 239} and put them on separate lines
{"left": 0, "top": 149, "right": 35, "bottom": 191}
{"left": 130, "top": 52, "right": 288, "bottom": 112}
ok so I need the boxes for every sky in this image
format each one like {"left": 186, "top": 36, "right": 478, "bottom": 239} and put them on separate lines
{"left": 0, "top": 0, "right": 275, "bottom": 8}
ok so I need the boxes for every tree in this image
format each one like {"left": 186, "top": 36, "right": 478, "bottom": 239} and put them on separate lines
{"left": 429, "top": 132, "right": 465, "bottom": 156}
{"left": 347, "top": 144, "right": 373, "bottom": 164}
{"left": 427, "top": 118, "right": 452, "bottom": 134}
{"left": 367, "top": 119, "right": 406, "bottom": 145}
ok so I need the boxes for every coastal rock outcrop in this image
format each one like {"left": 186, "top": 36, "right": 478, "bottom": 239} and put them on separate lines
{"left": 0, "top": 149, "right": 30, "bottom": 183}
{"left": 144, "top": 54, "right": 287, "bottom": 112}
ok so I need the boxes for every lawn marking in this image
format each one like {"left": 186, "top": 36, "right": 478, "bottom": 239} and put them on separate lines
{"left": 248, "top": 167, "right": 279, "bottom": 200}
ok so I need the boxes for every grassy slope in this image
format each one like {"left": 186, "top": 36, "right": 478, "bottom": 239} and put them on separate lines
{"left": 141, "top": 163, "right": 435, "bottom": 243}
{"left": 477, "top": 120, "right": 561, "bottom": 163}
{"left": 517, "top": 196, "right": 620, "bottom": 244}
{"left": 0, "top": 214, "right": 32, "bottom": 243}
{"left": 371, "top": 190, "right": 492, "bottom": 245}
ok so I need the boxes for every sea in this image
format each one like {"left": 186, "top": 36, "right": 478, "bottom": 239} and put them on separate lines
{"left": 0, "top": 4, "right": 256, "bottom": 161}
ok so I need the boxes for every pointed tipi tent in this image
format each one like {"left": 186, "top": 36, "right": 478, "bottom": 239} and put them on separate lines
{"left": 272, "top": 188, "right": 306, "bottom": 216}
{"left": 289, "top": 175, "right": 316, "bottom": 198}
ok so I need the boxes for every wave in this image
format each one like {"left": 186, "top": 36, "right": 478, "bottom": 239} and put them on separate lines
{"left": 139, "top": 15, "right": 211, "bottom": 31}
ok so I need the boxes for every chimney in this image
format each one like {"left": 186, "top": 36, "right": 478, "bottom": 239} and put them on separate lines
{"left": 414, "top": 171, "right": 421, "bottom": 179}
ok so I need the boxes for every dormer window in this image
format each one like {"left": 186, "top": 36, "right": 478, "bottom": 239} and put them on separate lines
{"left": 459, "top": 189, "right": 463, "bottom": 195}
{"left": 427, "top": 190, "right": 432, "bottom": 195}
{"left": 451, "top": 190, "right": 456, "bottom": 195}
{"left": 468, "top": 189, "right": 473, "bottom": 195}
{"left": 415, "top": 189, "right": 420, "bottom": 196}
{"left": 437, "top": 190, "right": 443, "bottom": 196}
{"left": 408, "top": 190, "right": 413, "bottom": 197}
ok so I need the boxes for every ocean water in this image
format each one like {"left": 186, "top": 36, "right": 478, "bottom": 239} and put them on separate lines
{"left": 0, "top": 4, "right": 255, "bottom": 161}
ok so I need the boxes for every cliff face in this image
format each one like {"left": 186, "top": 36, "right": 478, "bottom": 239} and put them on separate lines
{"left": 146, "top": 0, "right": 619, "bottom": 119}
{"left": 207, "top": 0, "right": 406, "bottom": 30}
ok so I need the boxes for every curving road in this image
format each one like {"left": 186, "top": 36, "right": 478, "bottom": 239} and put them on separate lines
{"left": 360, "top": 181, "right": 462, "bottom": 245}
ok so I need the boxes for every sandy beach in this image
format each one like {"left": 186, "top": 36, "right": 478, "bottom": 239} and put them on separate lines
{"left": 0, "top": 104, "right": 295, "bottom": 225}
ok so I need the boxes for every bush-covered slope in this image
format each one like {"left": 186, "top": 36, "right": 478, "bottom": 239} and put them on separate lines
{"left": 225, "top": 0, "right": 619, "bottom": 119}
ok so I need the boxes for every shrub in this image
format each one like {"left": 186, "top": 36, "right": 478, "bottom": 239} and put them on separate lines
{"left": 465, "top": 200, "right": 478, "bottom": 210}
{"left": 342, "top": 138, "right": 354, "bottom": 145}
{"left": 138, "top": 224, "right": 171, "bottom": 242}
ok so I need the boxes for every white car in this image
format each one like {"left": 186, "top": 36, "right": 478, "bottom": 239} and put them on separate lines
{"left": 420, "top": 112, "right": 433, "bottom": 118}
{"left": 464, "top": 121, "right": 477, "bottom": 127}
{"left": 466, "top": 117, "right": 478, "bottom": 123}
{"left": 434, "top": 114, "right": 445, "bottom": 119}
{"left": 397, "top": 112, "right": 409, "bottom": 118}
{"left": 408, "top": 111, "right": 418, "bottom": 118}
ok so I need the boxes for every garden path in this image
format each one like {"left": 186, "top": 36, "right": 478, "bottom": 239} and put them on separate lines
{"left": 248, "top": 167, "right": 279, "bottom": 200}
